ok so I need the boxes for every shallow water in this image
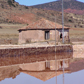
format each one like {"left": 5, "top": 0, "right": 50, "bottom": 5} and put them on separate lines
{"left": 0, "top": 52, "right": 84, "bottom": 84}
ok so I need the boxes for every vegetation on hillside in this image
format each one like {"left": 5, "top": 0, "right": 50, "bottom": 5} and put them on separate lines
{"left": 0, "top": 0, "right": 84, "bottom": 28}
{"left": 0, "top": 0, "right": 84, "bottom": 44}
{"left": 33, "top": 0, "right": 84, "bottom": 15}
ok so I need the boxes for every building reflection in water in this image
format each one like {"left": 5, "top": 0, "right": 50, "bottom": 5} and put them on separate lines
{"left": 1, "top": 51, "right": 84, "bottom": 83}
{"left": 18, "top": 52, "right": 73, "bottom": 81}
{"left": 19, "top": 59, "right": 71, "bottom": 81}
{"left": 19, "top": 58, "right": 71, "bottom": 71}
{"left": 0, "top": 52, "right": 73, "bottom": 82}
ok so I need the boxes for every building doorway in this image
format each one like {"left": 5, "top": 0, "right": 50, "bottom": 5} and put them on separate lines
{"left": 60, "top": 61, "right": 63, "bottom": 68}
{"left": 45, "top": 31, "right": 50, "bottom": 40}
{"left": 60, "top": 33, "right": 62, "bottom": 38}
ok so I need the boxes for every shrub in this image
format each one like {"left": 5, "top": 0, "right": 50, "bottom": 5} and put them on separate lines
{"left": 8, "top": 0, "right": 16, "bottom": 7}
{"left": 25, "top": 6, "right": 28, "bottom": 9}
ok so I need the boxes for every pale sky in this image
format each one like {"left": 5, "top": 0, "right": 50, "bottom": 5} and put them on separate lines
{"left": 15, "top": 0, "right": 84, "bottom": 6}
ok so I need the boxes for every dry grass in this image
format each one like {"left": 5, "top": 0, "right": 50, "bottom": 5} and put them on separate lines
{"left": 0, "top": 23, "right": 27, "bottom": 35}
{"left": 0, "top": 23, "right": 27, "bottom": 29}
{"left": 0, "top": 23, "right": 27, "bottom": 44}
{"left": 0, "top": 23, "right": 84, "bottom": 44}
{"left": 69, "top": 28, "right": 84, "bottom": 42}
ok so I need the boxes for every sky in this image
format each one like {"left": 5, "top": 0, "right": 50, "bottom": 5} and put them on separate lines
{"left": 15, "top": 0, "right": 84, "bottom": 6}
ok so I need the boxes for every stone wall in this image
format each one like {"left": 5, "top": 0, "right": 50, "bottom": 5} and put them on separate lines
{"left": 73, "top": 45, "right": 84, "bottom": 58}
{"left": 73, "top": 45, "right": 84, "bottom": 52}
{"left": 18, "top": 30, "right": 44, "bottom": 44}
{"left": 0, "top": 45, "right": 73, "bottom": 57}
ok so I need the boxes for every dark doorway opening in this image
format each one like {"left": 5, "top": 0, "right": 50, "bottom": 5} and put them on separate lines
{"left": 45, "top": 31, "right": 50, "bottom": 40}
{"left": 60, "top": 61, "right": 63, "bottom": 68}
{"left": 60, "top": 33, "right": 62, "bottom": 38}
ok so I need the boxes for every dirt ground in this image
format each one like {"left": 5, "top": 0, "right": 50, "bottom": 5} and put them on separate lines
{"left": 69, "top": 28, "right": 84, "bottom": 43}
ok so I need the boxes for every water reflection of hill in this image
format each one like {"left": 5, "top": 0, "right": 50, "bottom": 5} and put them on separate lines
{"left": 68, "top": 58, "right": 84, "bottom": 73}
{"left": 0, "top": 65, "right": 20, "bottom": 81}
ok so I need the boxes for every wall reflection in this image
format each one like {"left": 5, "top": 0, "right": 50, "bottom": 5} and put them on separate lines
{"left": 0, "top": 52, "right": 73, "bottom": 66}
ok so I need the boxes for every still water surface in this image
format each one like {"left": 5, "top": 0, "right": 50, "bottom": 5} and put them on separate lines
{"left": 0, "top": 52, "right": 84, "bottom": 84}
{"left": 0, "top": 70, "right": 84, "bottom": 84}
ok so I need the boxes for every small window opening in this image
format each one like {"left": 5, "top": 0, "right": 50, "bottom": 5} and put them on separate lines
{"left": 45, "top": 61, "right": 50, "bottom": 69}
{"left": 19, "top": 30, "right": 22, "bottom": 33}
{"left": 45, "top": 31, "right": 50, "bottom": 40}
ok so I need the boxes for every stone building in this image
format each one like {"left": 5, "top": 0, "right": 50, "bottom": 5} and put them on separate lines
{"left": 18, "top": 18, "right": 70, "bottom": 44}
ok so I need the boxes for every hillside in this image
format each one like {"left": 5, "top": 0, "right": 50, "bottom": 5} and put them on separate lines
{"left": 0, "top": 0, "right": 84, "bottom": 28}
{"left": 0, "top": 0, "right": 39, "bottom": 24}
{"left": 33, "top": 0, "right": 84, "bottom": 15}
{"left": 0, "top": 0, "right": 84, "bottom": 44}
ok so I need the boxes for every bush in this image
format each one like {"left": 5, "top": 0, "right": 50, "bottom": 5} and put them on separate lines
{"left": 8, "top": 0, "right": 16, "bottom": 7}
{"left": 25, "top": 6, "right": 28, "bottom": 9}
{"left": 68, "top": 19, "right": 72, "bottom": 22}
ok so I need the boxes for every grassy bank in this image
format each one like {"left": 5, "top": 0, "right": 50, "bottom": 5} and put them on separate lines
{"left": 0, "top": 23, "right": 27, "bottom": 44}
{"left": 69, "top": 28, "right": 84, "bottom": 42}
